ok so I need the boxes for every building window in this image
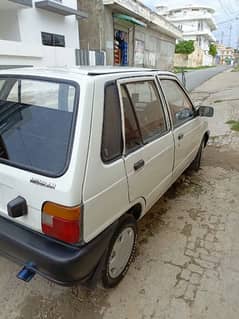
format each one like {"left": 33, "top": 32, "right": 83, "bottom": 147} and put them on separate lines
{"left": 198, "top": 21, "right": 203, "bottom": 31}
{"left": 41, "top": 32, "right": 65, "bottom": 47}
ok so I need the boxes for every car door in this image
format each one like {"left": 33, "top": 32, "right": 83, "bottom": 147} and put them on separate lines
{"left": 118, "top": 76, "right": 174, "bottom": 211}
{"left": 159, "top": 77, "right": 204, "bottom": 180}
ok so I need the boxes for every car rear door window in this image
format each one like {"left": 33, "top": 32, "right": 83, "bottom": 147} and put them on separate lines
{"left": 125, "top": 80, "right": 167, "bottom": 143}
{"left": 121, "top": 85, "right": 143, "bottom": 153}
{"left": 101, "top": 83, "right": 123, "bottom": 162}
{"left": 161, "top": 79, "right": 194, "bottom": 127}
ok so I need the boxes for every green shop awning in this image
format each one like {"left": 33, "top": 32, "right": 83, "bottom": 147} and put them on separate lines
{"left": 113, "top": 14, "right": 146, "bottom": 27}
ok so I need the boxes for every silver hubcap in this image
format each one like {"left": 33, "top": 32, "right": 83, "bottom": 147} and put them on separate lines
{"left": 108, "top": 227, "right": 135, "bottom": 279}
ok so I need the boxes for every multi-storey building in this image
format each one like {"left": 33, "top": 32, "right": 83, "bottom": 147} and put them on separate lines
{"left": 216, "top": 44, "right": 235, "bottom": 65}
{"left": 157, "top": 4, "right": 217, "bottom": 65}
{"left": 0, "top": 0, "right": 87, "bottom": 69}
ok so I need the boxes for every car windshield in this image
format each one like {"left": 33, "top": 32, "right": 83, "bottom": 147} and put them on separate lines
{"left": 0, "top": 77, "right": 78, "bottom": 176}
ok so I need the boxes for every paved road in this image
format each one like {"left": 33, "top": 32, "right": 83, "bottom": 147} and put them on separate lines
{"left": 176, "top": 65, "right": 231, "bottom": 91}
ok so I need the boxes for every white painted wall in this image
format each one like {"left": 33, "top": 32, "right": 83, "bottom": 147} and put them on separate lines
{"left": 0, "top": 10, "right": 21, "bottom": 41}
{"left": 0, "top": 0, "right": 80, "bottom": 67}
{"left": 18, "top": 8, "right": 79, "bottom": 49}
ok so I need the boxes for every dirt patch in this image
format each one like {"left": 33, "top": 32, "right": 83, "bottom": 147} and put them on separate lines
{"left": 202, "top": 146, "right": 239, "bottom": 171}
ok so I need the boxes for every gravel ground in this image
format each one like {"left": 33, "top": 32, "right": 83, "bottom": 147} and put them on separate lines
{"left": 0, "top": 70, "right": 239, "bottom": 319}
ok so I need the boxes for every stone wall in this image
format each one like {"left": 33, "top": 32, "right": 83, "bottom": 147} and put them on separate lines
{"left": 174, "top": 45, "right": 204, "bottom": 68}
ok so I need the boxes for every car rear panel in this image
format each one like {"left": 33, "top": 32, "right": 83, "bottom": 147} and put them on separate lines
{"left": 0, "top": 71, "right": 94, "bottom": 236}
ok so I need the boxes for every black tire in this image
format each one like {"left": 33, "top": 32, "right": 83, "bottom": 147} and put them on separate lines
{"left": 191, "top": 139, "right": 204, "bottom": 171}
{"left": 102, "top": 215, "right": 137, "bottom": 288}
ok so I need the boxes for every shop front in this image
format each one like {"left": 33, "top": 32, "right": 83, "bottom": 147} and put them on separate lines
{"left": 113, "top": 13, "right": 146, "bottom": 66}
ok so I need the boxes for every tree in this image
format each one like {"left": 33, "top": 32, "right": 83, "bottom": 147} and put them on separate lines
{"left": 175, "top": 40, "right": 195, "bottom": 55}
{"left": 209, "top": 43, "right": 217, "bottom": 57}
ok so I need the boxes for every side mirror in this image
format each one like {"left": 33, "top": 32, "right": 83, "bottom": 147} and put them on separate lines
{"left": 197, "top": 105, "right": 214, "bottom": 117}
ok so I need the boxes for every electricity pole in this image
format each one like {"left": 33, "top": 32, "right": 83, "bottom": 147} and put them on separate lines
{"left": 221, "top": 31, "right": 224, "bottom": 44}
{"left": 228, "top": 24, "right": 232, "bottom": 47}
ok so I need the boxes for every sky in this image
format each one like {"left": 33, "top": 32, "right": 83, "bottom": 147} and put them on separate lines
{"left": 142, "top": 0, "right": 239, "bottom": 48}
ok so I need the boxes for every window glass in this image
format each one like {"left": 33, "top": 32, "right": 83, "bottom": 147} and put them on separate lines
{"left": 125, "top": 81, "right": 167, "bottom": 143}
{"left": 0, "top": 78, "right": 77, "bottom": 175}
{"left": 0, "top": 80, "right": 5, "bottom": 91}
{"left": 101, "top": 83, "right": 123, "bottom": 162}
{"left": 41, "top": 32, "right": 65, "bottom": 47}
{"left": 161, "top": 79, "right": 194, "bottom": 126}
{"left": 121, "top": 86, "right": 142, "bottom": 153}
{"left": 6, "top": 80, "right": 75, "bottom": 112}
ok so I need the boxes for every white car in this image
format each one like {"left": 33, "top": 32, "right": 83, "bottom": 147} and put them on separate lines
{"left": 0, "top": 67, "right": 213, "bottom": 288}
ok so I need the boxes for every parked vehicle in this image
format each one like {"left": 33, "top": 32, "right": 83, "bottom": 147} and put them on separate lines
{"left": 0, "top": 67, "right": 213, "bottom": 288}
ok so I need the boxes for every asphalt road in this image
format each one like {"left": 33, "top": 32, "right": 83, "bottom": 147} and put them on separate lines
{"left": 176, "top": 65, "right": 231, "bottom": 92}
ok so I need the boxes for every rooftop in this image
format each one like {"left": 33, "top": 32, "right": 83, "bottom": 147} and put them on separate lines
{"left": 167, "top": 4, "right": 215, "bottom": 14}
{"left": 0, "top": 66, "right": 175, "bottom": 77}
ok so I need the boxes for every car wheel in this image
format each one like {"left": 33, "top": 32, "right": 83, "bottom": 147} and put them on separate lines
{"left": 102, "top": 215, "right": 137, "bottom": 288}
{"left": 191, "top": 139, "right": 204, "bottom": 172}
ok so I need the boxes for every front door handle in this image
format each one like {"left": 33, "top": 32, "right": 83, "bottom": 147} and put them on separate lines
{"left": 178, "top": 133, "right": 184, "bottom": 140}
{"left": 134, "top": 159, "right": 145, "bottom": 171}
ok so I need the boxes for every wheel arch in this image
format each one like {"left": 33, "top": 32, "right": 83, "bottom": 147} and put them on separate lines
{"left": 203, "top": 130, "right": 210, "bottom": 147}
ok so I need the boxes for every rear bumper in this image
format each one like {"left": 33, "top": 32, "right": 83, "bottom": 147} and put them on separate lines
{"left": 0, "top": 216, "right": 116, "bottom": 286}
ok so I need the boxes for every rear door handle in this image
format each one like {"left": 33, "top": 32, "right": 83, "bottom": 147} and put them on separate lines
{"left": 134, "top": 159, "right": 145, "bottom": 171}
{"left": 178, "top": 133, "right": 184, "bottom": 140}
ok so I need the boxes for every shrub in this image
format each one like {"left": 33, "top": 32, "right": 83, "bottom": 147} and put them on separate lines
{"left": 175, "top": 40, "right": 195, "bottom": 55}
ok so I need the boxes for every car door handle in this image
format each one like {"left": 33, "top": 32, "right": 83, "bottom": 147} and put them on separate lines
{"left": 178, "top": 133, "right": 184, "bottom": 140}
{"left": 134, "top": 159, "right": 145, "bottom": 171}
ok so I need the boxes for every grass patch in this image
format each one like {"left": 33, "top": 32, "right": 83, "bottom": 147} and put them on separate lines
{"left": 226, "top": 120, "right": 237, "bottom": 124}
{"left": 214, "top": 100, "right": 223, "bottom": 103}
{"left": 226, "top": 120, "right": 239, "bottom": 131}
{"left": 231, "top": 122, "right": 239, "bottom": 131}
{"left": 232, "top": 65, "right": 239, "bottom": 72}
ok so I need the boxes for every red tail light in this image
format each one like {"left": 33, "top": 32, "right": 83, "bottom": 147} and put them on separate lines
{"left": 42, "top": 202, "right": 81, "bottom": 244}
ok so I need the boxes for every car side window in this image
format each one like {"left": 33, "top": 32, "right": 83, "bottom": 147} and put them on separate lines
{"left": 125, "top": 80, "right": 167, "bottom": 143}
{"left": 101, "top": 83, "right": 123, "bottom": 162}
{"left": 121, "top": 85, "right": 143, "bottom": 153}
{"left": 161, "top": 79, "right": 194, "bottom": 127}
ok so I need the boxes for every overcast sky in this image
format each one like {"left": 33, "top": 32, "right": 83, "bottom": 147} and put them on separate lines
{"left": 142, "top": 0, "right": 239, "bottom": 48}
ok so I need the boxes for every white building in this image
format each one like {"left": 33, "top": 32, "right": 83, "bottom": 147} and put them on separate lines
{"left": 157, "top": 4, "right": 217, "bottom": 65}
{"left": 0, "top": 0, "right": 87, "bottom": 69}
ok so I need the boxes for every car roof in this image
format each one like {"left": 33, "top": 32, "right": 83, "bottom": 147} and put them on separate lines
{"left": 0, "top": 66, "right": 175, "bottom": 78}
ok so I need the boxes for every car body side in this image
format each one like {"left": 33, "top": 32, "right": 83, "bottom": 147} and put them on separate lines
{"left": 82, "top": 72, "right": 209, "bottom": 243}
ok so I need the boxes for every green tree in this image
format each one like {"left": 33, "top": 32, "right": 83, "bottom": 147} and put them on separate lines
{"left": 209, "top": 43, "right": 217, "bottom": 57}
{"left": 175, "top": 40, "right": 195, "bottom": 55}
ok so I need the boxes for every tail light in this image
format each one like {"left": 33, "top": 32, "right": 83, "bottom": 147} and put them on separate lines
{"left": 42, "top": 202, "right": 81, "bottom": 244}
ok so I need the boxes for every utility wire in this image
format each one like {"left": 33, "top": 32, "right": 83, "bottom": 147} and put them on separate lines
{"left": 217, "top": 0, "right": 234, "bottom": 17}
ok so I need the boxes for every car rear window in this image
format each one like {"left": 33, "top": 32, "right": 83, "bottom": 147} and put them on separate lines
{"left": 0, "top": 77, "right": 79, "bottom": 176}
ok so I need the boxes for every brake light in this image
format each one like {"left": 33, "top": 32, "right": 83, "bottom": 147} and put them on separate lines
{"left": 42, "top": 202, "right": 81, "bottom": 244}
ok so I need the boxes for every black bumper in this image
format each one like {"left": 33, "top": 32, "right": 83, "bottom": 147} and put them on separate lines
{"left": 0, "top": 216, "right": 116, "bottom": 286}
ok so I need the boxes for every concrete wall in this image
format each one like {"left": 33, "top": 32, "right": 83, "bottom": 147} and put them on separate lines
{"left": 78, "top": 0, "right": 176, "bottom": 70}
{"left": 134, "top": 26, "right": 175, "bottom": 70}
{"left": 18, "top": 7, "right": 79, "bottom": 49}
{"left": 0, "top": 0, "right": 80, "bottom": 67}
{"left": 0, "top": 10, "right": 21, "bottom": 41}
{"left": 174, "top": 44, "right": 204, "bottom": 67}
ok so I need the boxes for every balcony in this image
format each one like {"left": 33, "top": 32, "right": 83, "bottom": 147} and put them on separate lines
{"left": 169, "top": 14, "right": 217, "bottom": 31}
{"left": 184, "top": 30, "right": 216, "bottom": 42}
{"left": 0, "top": 0, "right": 33, "bottom": 9}
{"left": 35, "top": 1, "right": 88, "bottom": 19}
